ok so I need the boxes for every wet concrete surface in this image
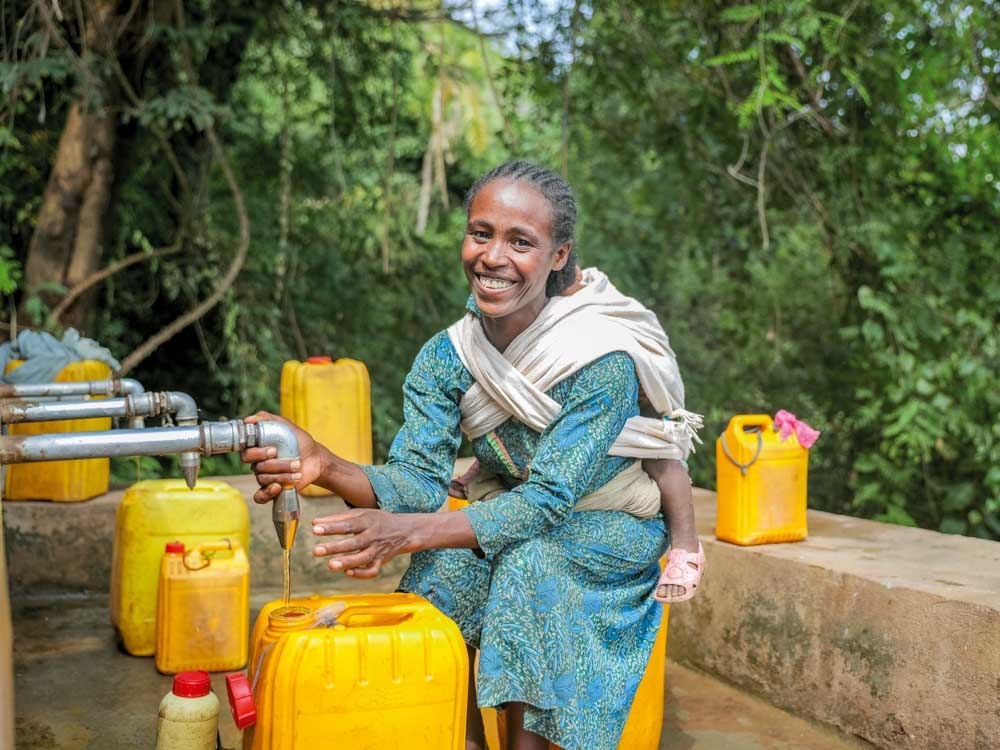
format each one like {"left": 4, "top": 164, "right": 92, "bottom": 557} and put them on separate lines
{"left": 13, "top": 590, "right": 870, "bottom": 750}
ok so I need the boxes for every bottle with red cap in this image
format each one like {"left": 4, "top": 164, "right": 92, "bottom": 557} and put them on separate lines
{"left": 155, "top": 670, "right": 220, "bottom": 750}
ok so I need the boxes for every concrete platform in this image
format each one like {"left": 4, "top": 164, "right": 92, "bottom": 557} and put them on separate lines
{"left": 5, "top": 475, "right": 1000, "bottom": 749}
{"left": 669, "top": 490, "right": 1000, "bottom": 750}
{"left": 13, "top": 589, "right": 869, "bottom": 750}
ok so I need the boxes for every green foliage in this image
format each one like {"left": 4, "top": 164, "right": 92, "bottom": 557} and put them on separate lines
{"left": 133, "top": 85, "right": 227, "bottom": 132}
{"left": 0, "top": 244, "right": 20, "bottom": 295}
{"left": 2, "top": 0, "right": 997, "bottom": 540}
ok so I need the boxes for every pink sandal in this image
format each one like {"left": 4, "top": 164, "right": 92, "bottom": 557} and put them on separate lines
{"left": 654, "top": 543, "right": 706, "bottom": 604}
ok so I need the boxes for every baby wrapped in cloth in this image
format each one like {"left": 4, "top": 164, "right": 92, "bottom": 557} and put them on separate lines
{"left": 448, "top": 267, "right": 702, "bottom": 514}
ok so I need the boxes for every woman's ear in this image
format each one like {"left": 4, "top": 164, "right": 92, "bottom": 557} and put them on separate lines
{"left": 552, "top": 241, "right": 573, "bottom": 271}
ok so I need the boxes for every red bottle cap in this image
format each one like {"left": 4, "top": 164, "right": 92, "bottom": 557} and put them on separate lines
{"left": 306, "top": 356, "right": 332, "bottom": 364}
{"left": 226, "top": 672, "right": 257, "bottom": 729}
{"left": 164, "top": 541, "right": 185, "bottom": 554}
{"left": 173, "top": 671, "right": 211, "bottom": 698}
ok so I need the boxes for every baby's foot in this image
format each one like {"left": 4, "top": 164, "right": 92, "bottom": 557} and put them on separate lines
{"left": 656, "top": 538, "right": 705, "bottom": 603}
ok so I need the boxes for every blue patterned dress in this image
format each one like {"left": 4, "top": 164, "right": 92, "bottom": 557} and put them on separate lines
{"left": 361, "top": 328, "right": 668, "bottom": 750}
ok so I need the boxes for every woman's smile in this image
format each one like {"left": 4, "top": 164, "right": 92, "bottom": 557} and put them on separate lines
{"left": 475, "top": 273, "right": 518, "bottom": 292}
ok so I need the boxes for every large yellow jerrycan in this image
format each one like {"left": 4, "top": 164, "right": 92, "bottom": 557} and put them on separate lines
{"left": 236, "top": 592, "right": 468, "bottom": 750}
{"left": 3, "top": 359, "right": 111, "bottom": 501}
{"left": 446, "top": 497, "right": 670, "bottom": 750}
{"left": 279, "top": 357, "right": 372, "bottom": 496}
{"left": 111, "top": 479, "right": 250, "bottom": 656}
{"left": 715, "top": 414, "right": 808, "bottom": 545}
{"left": 155, "top": 540, "right": 250, "bottom": 674}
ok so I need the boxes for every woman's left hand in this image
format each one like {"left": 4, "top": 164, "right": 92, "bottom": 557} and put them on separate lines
{"left": 311, "top": 509, "right": 417, "bottom": 579}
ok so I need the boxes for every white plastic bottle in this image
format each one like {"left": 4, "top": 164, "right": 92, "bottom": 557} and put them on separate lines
{"left": 156, "top": 671, "right": 220, "bottom": 750}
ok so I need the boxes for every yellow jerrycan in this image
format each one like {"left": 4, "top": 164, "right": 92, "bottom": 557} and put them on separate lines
{"left": 155, "top": 541, "right": 250, "bottom": 674}
{"left": 3, "top": 359, "right": 111, "bottom": 501}
{"left": 111, "top": 479, "right": 250, "bottom": 656}
{"left": 229, "top": 592, "right": 468, "bottom": 750}
{"left": 715, "top": 414, "right": 809, "bottom": 545}
{"left": 446, "top": 497, "right": 670, "bottom": 750}
{"left": 279, "top": 356, "right": 372, "bottom": 496}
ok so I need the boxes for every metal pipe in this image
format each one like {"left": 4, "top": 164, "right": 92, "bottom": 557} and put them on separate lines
{"left": 0, "top": 391, "right": 198, "bottom": 425}
{"left": 0, "top": 377, "right": 146, "bottom": 428}
{"left": 0, "top": 419, "right": 301, "bottom": 549}
{"left": 0, "top": 377, "right": 145, "bottom": 400}
{"left": 0, "top": 391, "right": 201, "bottom": 484}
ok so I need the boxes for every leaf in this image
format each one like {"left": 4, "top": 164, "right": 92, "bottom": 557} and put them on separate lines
{"left": 704, "top": 48, "right": 759, "bottom": 67}
{"left": 720, "top": 6, "right": 762, "bottom": 24}
{"left": 939, "top": 517, "right": 967, "bottom": 535}
{"left": 875, "top": 505, "right": 917, "bottom": 526}
{"left": 762, "top": 31, "right": 805, "bottom": 49}
{"left": 842, "top": 68, "right": 872, "bottom": 106}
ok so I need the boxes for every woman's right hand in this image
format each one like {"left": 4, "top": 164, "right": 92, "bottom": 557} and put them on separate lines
{"left": 240, "top": 411, "right": 325, "bottom": 504}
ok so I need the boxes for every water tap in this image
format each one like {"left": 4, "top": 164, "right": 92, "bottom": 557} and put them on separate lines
{"left": 245, "top": 421, "right": 301, "bottom": 551}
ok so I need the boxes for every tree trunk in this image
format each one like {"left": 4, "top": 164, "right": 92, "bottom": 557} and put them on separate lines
{"left": 22, "top": 2, "right": 119, "bottom": 331}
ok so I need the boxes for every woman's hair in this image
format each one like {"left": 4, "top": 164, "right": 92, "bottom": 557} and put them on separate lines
{"left": 463, "top": 160, "right": 579, "bottom": 296}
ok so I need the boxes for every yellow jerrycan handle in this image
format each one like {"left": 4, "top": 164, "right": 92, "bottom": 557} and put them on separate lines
{"left": 720, "top": 414, "right": 772, "bottom": 477}
{"left": 337, "top": 603, "right": 416, "bottom": 628}
{"left": 183, "top": 539, "right": 236, "bottom": 570}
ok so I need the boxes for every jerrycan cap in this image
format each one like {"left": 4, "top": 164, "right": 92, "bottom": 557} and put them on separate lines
{"left": 306, "top": 356, "right": 332, "bottom": 364}
{"left": 164, "top": 541, "right": 185, "bottom": 554}
{"left": 173, "top": 671, "right": 211, "bottom": 698}
{"left": 225, "top": 672, "right": 256, "bottom": 728}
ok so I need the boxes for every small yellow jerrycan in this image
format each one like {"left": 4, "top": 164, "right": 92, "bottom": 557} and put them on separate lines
{"left": 715, "top": 414, "right": 808, "bottom": 545}
{"left": 155, "top": 540, "right": 250, "bottom": 674}
{"left": 228, "top": 593, "right": 468, "bottom": 750}
{"left": 111, "top": 479, "right": 250, "bottom": 656}
{"left": 279, "top": 357, "right": 372, "bottom": 496}
{"left": 3, "top": 359, "right": 111, "bottom": 501}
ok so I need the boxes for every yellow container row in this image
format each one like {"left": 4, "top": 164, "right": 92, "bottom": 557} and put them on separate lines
{"left": 111, "top": 479, "right": 250, "bottom": 663}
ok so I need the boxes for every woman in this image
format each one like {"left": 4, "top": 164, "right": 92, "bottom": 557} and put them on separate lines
{"left": 244, "top": 162, "right": 672, "bottom": 750}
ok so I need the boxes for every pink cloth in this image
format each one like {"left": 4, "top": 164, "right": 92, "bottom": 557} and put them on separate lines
{"left": 774, "top": 409, "right": 821, "bottom": 448}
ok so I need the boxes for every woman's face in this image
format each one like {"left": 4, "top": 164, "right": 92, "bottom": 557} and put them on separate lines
{"left": 462, "top": 179, "right": 571, "bottom": 324}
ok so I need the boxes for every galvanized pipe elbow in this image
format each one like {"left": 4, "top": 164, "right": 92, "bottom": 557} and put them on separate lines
{"left": 250, "top": 420, "right": 301, "bottom": 551}
{"left": 117, "top": 378, "right": 145, "bottom": 397}
{"left": 164, "top": 392, "right": 198, "bottom": 425}
{"left": 252, "top": 420, "right": 300, "bottom": 460}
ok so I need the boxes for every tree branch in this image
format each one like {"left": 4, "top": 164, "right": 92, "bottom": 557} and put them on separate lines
{"left": 120, "top": 0, "right": 250, "bottom": 375}
{"left": 756, "top": 135, "right": 771, "bottom": 251}
{"left": 48, "top": 241, "right": 185, "bottom": 324}
{"left": 120, "top": 123, "right": 248, "bottom": 374}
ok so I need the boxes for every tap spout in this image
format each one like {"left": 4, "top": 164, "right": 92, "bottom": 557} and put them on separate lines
{"left": 246, "top": 421, "right": 301, "bottom": 551}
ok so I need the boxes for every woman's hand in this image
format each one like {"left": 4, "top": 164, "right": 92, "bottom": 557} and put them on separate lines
{"left": 311, "top": 509, "right": 419, "bottom": 579}
{"left": 240, "top": 411, "right": 325, "bottom": 504}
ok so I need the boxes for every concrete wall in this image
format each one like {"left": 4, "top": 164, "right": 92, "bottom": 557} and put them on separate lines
{"left": 669, "top": 489, "right": 1000, "bottom": 750}
{"left": 2, "top": 474, "right": 409, "bottom": 595}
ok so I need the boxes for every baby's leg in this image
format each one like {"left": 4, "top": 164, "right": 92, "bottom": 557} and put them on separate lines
{"left": 643, "top": 458, "right": 701, "bottom": 600}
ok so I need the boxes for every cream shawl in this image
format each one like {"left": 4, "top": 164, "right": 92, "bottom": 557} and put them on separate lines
{"left": 448, "top": 267, "right": 702, "bottom": 459}
{"left": 446, "top": 268, "right": 702, "bottom": 516}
